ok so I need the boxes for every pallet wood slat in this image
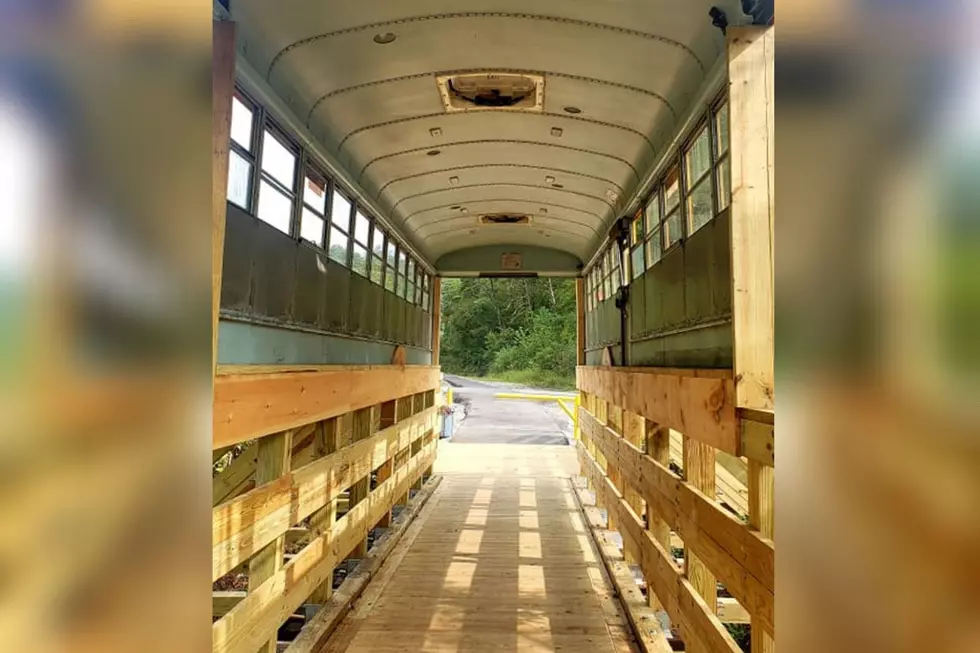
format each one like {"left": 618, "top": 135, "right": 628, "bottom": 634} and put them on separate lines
{"left": 740, "top": 418, "right": 774, "bottom": 467}
{"left": 213, "top": 366, "right": 441, "bottom": 449}
{"left": 284, "top": 475, "right": 444, "bottom": 653}
{"left": 576, "top": 366, "right": 739, "bottom": 455}
{"left": 579, "top": 407, "right": 774, "bottom": 635}
{"left": 212, "top": 440, "right": 438, "bottom": 653}
{"left": 580, "top": 445, "right": 739, "bottom": 653}
{"left": 212, "top": 407, "right": 437, "bottom": 581}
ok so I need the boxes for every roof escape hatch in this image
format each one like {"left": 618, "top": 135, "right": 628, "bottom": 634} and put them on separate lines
{"left": 437, "top": 73, "right": 544, "bottom": 113}
{"left": 479, "top": 214, "right": 531, "bottom": 225}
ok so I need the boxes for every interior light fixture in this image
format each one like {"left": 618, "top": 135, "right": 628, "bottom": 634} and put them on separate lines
{"left": 545, "top": 175, "right": 555, "bottom": 184}
{"left": 429, "top": 127, "right": 442, "bottom": 137}
{"left": 563, "top": 106, "right": 582, "bottom": 114}
{"left": 426, "top": 149, "right": 441, "bottom": 156}
{"left": 449, "top": 176, "right": 460, "bottom": 186}
{"left": 550, "top": 127, "right": 563, "bottom": 137}
{"left": 373, "top": 32, "right": 397, "bottom": 44}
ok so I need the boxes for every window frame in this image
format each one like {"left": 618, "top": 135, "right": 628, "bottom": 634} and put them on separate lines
{"left": 682, "top": 120, "right": 715, "bottom": 237}
{"left": 299, "top": 159, "right": 330, "bottom": 249}
{"left": 327, "top": 187, "right": 354, "bottom": 267}
{"left": 711, "top": 97, "right": 731, "bottom": 214}
{"left": 255, "top": 120, "right": 301, "bottom": 236}
{"left": 227, "top": 90, "right": 259, "bottom": 211}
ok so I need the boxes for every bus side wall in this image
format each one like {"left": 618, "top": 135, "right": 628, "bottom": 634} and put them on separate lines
{"left": 219, "top": 203, "right": 433, "bottom": 366}
{"left": 584, "top": 211, "right": 731, "bottom": 368}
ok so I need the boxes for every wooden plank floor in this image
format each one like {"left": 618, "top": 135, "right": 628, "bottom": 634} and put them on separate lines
{"left": 323, "top": 442, "right": 636, "bottom": 652}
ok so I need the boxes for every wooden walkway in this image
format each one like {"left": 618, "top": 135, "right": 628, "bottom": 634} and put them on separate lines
{"left": 324, "top": 442, "right": 636, "bottom": 653}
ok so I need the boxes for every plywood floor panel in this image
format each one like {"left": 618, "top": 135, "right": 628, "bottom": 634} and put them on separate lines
{"left": 324, "top": 442, "right": 635, "bottom": 653}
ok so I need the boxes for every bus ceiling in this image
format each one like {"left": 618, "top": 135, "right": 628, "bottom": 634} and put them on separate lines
{"left": 222, "top": 0, "right": 770, "bottom": 275}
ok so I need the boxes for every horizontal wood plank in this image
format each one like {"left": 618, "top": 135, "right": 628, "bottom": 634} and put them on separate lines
{"left": 213, "top": 440, "right": 438, "bottom": 653}
{"left": 213, "top": 408, "right": 436, "bottom": 581}
{"left": 579, "top": 443, "right": 740, "bottom": 653}
{"left": 576, "top": 366, "right": 738, "bottom": 455}
{"left": 580, "top": 408, "right": 774, "bottom": 635}
{"left": 740, "top": 418, "right": 774, "bottom": 467}
{"left": 214, "top": 366, "right": 440, "bottom": 449}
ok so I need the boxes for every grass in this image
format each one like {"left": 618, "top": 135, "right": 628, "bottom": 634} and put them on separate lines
{"left": 479, "top": 369, "right": 577, "bottom": 391}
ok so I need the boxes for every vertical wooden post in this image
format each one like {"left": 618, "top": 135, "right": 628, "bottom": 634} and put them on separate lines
{"left": 749, "top": 459, "right": 775, "bottom": 653}
{"left": 431, "top": 277, "right": 442, "bottom": 366}
{"left": 248, "top": 430, "right": 292, "bottom": 653}
{"left": 682, "top": 436, "right": 718, "bottom": 621}
{"left": 347, "top": 407, "right": 376, "bottom": 560}
{"left": 576, "top": 277, "right": 586, "bottom": 366}
{"left": 729, "top": 25, "right": 776, "bottom": 652}
{"left": 376, "top": 399, "right": 399, "bottom": 527}
{"left": 308, "top": 419, "right": 339, "bottom": 604}
{"left": 729, "top": 25, "right": 775, "bottom": 412}
{"left": 212, "top": 20, "right": 236, "bottom": 376}
{"left": 644, "top": 421, "right": 671, "bottom": 610}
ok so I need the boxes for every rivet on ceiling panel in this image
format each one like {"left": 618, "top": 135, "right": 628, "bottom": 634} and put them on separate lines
{"left": 429, "top": 127, "right": 442, "bottom": 137}
{"left": 373, "top": 32, "right": 397, "bottom": 44}
{"left": 550, "top": 127, "right": 563, "bottom": 137}
{"left": 449, "top": 176, "right": 460, "bottom": 186}
{"left": 545, "top": 175, "right": 555, "bottom": 184}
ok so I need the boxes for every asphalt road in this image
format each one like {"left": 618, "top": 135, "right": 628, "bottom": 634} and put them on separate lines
{"left": 443, "top": 374, "right": 575, "bottom": 445}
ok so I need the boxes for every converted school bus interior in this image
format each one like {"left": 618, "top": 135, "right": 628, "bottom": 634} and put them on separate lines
{"left": 211, "top": 1, "right": 774, "bottom": 652}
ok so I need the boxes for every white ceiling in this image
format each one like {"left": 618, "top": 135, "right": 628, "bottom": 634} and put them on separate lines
{"left": 230, "top": 0, "right": 746, "bottom": 265}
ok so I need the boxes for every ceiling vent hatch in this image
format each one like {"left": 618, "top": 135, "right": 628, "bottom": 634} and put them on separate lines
{"left": 480, "top": 214, "right": 531, "bottom": 225}
{"left": 437, "top": 73, "right": 544, "bottom": 113}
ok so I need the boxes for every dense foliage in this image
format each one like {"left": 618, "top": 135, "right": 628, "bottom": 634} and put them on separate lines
{"left": 440, "top": 277, "right": 576, "bottom": 389}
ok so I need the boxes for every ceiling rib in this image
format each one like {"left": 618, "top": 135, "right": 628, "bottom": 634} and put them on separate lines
{"left": 359, "top": 139, "right": 640, "bottom": 182}
{"left": 415, "top": 215, "right": 598, "bottom": 238}
{"left": 305, "top": 68, "right": 677, "bottom": 126}
{"left": 377, "top": 163, "right": 626, "bottom": 197}
{"left": 390, "top": 183, "right": 615, "bottom": 213}
{"left": 403, "top": 198, "right": 604, "bottom": 227}
{"left": 425, "top": 223, "right": 591, "bottom": 242}
{"left": 268, "top": 12, "right": 705, "bottom": 78}
{"left": 336, "top": 109, "right": 654, "bottom": 151}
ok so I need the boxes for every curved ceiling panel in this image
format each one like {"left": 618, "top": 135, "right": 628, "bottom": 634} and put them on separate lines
{"left": 378, "top": 164, "right": 623, "bottom": 208}
{"left": 230, "top": 0, "right": 744, "bottom": 267}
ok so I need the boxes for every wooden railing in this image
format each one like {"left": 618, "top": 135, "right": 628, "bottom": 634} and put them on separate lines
{"left": 576, "top": 366, "right": 774, "bottom": 653}
{"left": 211, "top": 365, "right": 441, "bottom": 653}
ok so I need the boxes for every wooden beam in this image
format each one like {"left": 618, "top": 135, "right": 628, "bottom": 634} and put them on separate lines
{"left": 573, "top": 481, "right": 674, "bottom": 653}
{"left": 580, "top": 408, "right": 774, "bottom": 635}
{"left": 213, "top": 591, "right": 246, "bottom": 618}
{"left": 212, "top": 442, "right": 257, "bottom": 507}
{"left": 430, "top": 277, "right": 442, "bottom": 365}
{"left": 748, "top": 456, "right": 774, "bottom": 653}
{"left": 729, "top": 25, "right": 775, "bottom": 411}
{"left": 212, "top": 441, "right": 438, "bottom": 653}
{"left": 307, "top": 418, "right": 340, "bottom": 604}
{"left": 683, "top": 436, "right": 718, "bottom": 621}
{"left": 248, "top": 430, "right": 292, "bottom": 653}
{"left": 578, "top": 444, "right": 740, "bottom": 653}
{"left": 644, "top": 421, "right": 671, "bottom": 611}
{"left": 576, "top": 278, "right": 586, "bottom": 366}
{"left": 213, "top": 365, "right": 440, "bottom": 449}
{"left": 285, "top": 475, "right": 443, "bottom": 653}
{"left": 576, "top": 366, "right": 739, "bottom": 455}
{"left": 212, "top": 20, "right": 235, "bottom": 376}
{"left": 212, "top": 407, "right": 436, "bottom": 581}
{"left": 347, "top": 406, "right": 376, "bottom": 560}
